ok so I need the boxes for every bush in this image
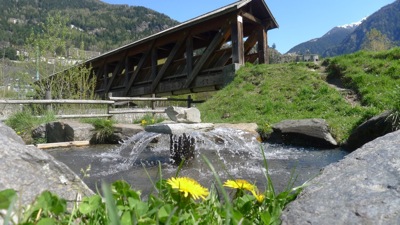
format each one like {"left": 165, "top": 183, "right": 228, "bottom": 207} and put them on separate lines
{"left": 81, "top": 118, "right": 116, "bottom": 143}
{"left": 5, "top": 111, "right": 56, "bottom": 142}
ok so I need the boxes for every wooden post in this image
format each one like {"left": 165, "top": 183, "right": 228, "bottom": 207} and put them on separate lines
{"left": 151, "top": 48, "right": 158, "bottom": 79}
{"left": 151, "top": 93, "right": 156, "bottom": 116}
{"left": 186, "top": 36, "right": 193, "bottom": 76}
{"left": 45, "top": 90, "right": 52, "bottom": 111}
{"left": 103, "top": 64, "right": 108, "bottom": 89}
{"left": 187, "top": 95, "right": 192, "bottom": 108}
{"left": 107, "top": 92, "right": 113, "bottom": 117}
{"left": 231, "top": 15, "right": 244, "bottom": 65}
{"left": 258, "top": 28, "right": 268, "bottom": 64}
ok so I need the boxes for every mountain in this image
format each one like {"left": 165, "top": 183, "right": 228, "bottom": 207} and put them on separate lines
{"left": 287, "top": 0, "right": 400, "bottom": 57}
{"left": 0, "top": 0, "right": 179, "bottom": 59}
{"left": 325, "top": 0, "right": 400, "bottom": 56}
{"left": 286, "top": 23, "right": 359, "bottom": 55}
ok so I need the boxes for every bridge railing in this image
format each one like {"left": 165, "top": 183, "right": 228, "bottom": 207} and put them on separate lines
{"left": 0, "top": 95, "right": 205, "bottom": 121}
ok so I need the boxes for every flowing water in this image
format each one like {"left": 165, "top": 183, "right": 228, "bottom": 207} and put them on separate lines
{"left": 47, "top": 127, "right": 348, "bottom": 195}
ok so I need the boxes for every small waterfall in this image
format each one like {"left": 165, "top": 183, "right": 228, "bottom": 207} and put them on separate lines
{"left": 95, "top": 131, "right": 162, "bottom": 176}
{"left": 47, "top": 127, "right": 348, "bottom": 194}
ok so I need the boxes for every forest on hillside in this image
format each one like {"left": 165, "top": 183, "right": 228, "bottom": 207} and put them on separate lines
{"left": 0, "top": 0, "right": 179, "bottom": 59}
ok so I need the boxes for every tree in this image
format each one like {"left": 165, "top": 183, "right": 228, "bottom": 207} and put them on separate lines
{"left": 361, "top": 28, "right": 392, "bottom": 52}
{"left": 23, "top": 12, "right": 96, "bottom": 100}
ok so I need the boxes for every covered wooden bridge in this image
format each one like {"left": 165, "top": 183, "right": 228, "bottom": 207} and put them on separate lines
{"left": 83, "top": 0, "right": 278, "bottom": 98}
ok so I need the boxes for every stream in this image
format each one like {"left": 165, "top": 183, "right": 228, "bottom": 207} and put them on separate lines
{"left": 47, "top": 128, "right": 348, "bottom": 196}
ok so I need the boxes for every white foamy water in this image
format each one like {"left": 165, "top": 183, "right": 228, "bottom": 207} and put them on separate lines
{"left": 48, "top": 128, "right": 348, "bottom": 194}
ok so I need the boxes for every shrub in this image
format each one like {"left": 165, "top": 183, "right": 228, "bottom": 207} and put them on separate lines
{"left": 5, "top": 111, "right": 56, "bottom": 142}
{"left": 81, "top": 118, "right": 116, "bottom": 143}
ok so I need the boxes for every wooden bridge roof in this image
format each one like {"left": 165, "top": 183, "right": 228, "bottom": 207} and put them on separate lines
{"left": 81, "top": 0, "right": 278, "bottom": 97}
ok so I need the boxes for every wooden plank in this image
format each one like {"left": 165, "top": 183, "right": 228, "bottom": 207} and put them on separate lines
{"left": 151, "top": 37, "right": 185, "bottom": 92}
{"left": 186, "top": 37, "right": 193, "bottom": 75}
{"left": 55, "top": 114, "right": 112, "bottom": 119}
{"left": 105, "top": 50, "right": 129, "bottom": 94}
{"left": 0, "top": 100, "right": 114, "bottom": 104}
{"left": 244, "top": 29, "right": 259, "bottom": 54}
{"left": 241, "top": 12, "right": 262, "bottom": 25}
{"left": 37, "top": 141, "right": 90, "bottom": 149}
{"left": 109, "top": 97, "right": 168, "bottom": 101}
{"left": 109, "top": 109, "right": 166, "bottom": 114}
{"left": 151, "top": 47, "right": 158, "bottom": 79}
{"left": 184, "top": 24, "right": 231, "bottom": 88}
{"left": 231, "top": 15, "right": 244, "bottom": 65}
{"left": 123, "top": 41, "right": 154, "bottom": 96}
{"left": 258, "top": 28, "right": 268, "bottom": 64}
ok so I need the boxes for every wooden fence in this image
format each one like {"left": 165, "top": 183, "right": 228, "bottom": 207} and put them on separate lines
{"left": 0, "top": 95, "right": 205, "bottom": 120}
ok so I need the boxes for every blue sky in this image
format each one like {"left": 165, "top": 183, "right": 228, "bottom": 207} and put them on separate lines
{"left": 102, "top": 0, "right": 395, "bottom": 53}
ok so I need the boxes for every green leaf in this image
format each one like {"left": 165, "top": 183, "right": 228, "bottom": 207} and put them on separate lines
{"left": 138, "top": 217, "right": 156, "bottom": 225}
{"left": 0, "top": 189, "right": 16, "bottom": 209}
{"left": 157, "top": 204, "right": 174, "bottom": 223}
{"left": 102, "top": 182, "right": 121, "bottom": 225}
{"left": 78, "top": 195, "right": 102, "bottom": 214}
{"left": 128, "top": 197, "right": 149, "bottom": 216}
{"left": 121, "top": 211, "right": 132, "bottom": 225}
{"left": 37, "top": 218, "right": 56, "bottom": 225}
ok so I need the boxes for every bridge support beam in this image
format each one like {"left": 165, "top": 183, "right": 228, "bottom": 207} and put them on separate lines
{"left": 258, "top": 28, "right": 268, "bottom": 64}
{"left": 231, "top": 15, "right": 245, "bottom": 65}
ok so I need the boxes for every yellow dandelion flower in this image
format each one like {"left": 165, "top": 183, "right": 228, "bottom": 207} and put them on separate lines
{"left": 141, "top": 120, "right": 147, "bottom": 126}
{"left": 251, "top": 190, "right": 265, "bottom": 203}
{"left": 223, "top": 179, "right": 255, "bottom": 192}
{"left": 167, "top": 177, "right": 209, "bottom": 200}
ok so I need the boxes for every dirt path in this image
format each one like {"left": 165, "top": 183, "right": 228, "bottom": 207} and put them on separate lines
{"left": 316, "top": 63, "right": 361, "bottom": 107}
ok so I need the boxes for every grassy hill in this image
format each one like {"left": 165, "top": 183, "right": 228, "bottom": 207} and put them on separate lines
{"left": 198, "top": 48, "right": 400, "bottom": 143}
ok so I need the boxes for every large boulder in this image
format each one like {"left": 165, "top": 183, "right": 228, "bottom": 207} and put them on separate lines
{"left": 0, "top": 122, "right": 93, "bottom": 207}
{"left": 165, "top": 106, "right": 201, "bottom": 123}
{"left": 344, "top": 110, "right": 397, "bottom": 151}
{"left": 281, "top": 130, "right": 400, "bottom": 225}
{"left": 0, "top": 122, "right": 24, "bottom": 144}
{"left": 269, "top": 119, "right": 338, "bottom": 148}
{"left": 112, "top": 123, "right": 144, "bottom": 140}
{"left": 46, "top": 121, "right": 94, "bottom": 143}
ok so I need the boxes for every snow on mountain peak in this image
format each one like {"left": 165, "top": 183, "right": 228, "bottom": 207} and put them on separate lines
{"left": 338, "top": 17, "right": 367, "bottom": 29}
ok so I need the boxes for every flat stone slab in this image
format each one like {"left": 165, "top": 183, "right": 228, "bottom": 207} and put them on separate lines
{"left": 281, "top": 130, "right": 400, "bottom": 225}
{"left": 145, "top": 123, "right": 214, "bottom": 135}
{"left": 214, "top": 123, "right": 258, "bottom": 134}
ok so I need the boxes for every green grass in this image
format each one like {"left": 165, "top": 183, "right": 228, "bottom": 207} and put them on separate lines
{"left": 81, "top": 118, "right": 116, "bottom": 143}
{"left": 325, "top": 47, "right": 400, "bottom": 110}
{"left": 198, "top": 62, "right": 378, "bottom": 143}
{"left": 5, "top": 110, "right": 57, "bottom": 142}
